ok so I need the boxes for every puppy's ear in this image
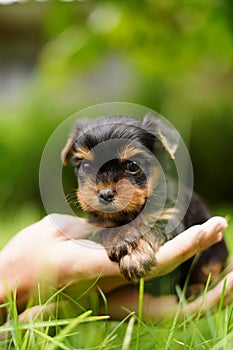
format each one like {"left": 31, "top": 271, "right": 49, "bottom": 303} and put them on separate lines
{"left": 142, "top": 113, "right": 180, "bottom": 159}
{"left": 61, "top": 138, "right": 74, "bottom": 166}
{"left": 61, "top": 124, "right": 81, "bottom": 166}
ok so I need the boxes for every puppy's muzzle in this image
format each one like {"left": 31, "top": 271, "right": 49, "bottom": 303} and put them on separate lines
{"left": 98, "top": 188, "right": 115, "bottom": 204}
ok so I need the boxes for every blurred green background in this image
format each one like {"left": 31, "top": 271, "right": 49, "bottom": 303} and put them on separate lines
{"left": 0, "top": 0, "right": 233, "bottom": 244}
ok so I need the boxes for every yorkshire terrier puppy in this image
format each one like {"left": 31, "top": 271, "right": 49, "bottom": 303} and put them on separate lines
{"left": 62, "top": 114, "right": 228, "bottom": 296}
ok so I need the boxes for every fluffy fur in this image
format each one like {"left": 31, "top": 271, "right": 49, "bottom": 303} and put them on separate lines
{"left": 62, "top": 114, "right": 228, "bottom": 295}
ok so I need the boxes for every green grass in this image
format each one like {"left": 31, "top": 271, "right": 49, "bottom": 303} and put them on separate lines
{"left": 1, "top": 205, "right": 233, "bottom": 349}
{"left": 1, "top": 285, "right": 233, "bottom": 350}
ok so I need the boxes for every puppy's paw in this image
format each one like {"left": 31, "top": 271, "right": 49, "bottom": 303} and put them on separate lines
{"left": 108, "top": 241, "right": 129, "bottom": 262}
{"left": 118, "top": 237, "right": 156, "bottom": 283}
{"left": 103, "top": 227, "right": 142, "bottom": 262}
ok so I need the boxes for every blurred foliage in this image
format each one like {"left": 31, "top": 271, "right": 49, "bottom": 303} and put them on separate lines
{"left": 0, "top": 0, "right": 233, "bottom": 218}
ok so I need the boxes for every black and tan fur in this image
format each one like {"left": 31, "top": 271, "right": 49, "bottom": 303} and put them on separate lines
{"left": 62, "top": 114, "right": 228, "bottom": 296}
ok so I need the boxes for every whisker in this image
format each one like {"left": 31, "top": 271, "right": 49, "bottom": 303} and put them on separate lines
{"left": 66, "top": 192, "right": 77, "bottom": 200}
{"left": 66, "top": 197, "right": 82, "bottom": 210}
{"left": 65, "top": 191, "right": 82, "bottom": 209}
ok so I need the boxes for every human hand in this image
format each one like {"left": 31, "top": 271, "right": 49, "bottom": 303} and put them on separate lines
{"left": 152, "top": 216, "right": 227, "bottom": 277}
{"left": 0, "top": 214, "right": 227, "bottom": 322}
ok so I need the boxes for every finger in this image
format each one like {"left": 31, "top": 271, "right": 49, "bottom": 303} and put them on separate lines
{"left": 154, "top": 216, "right": 228, "bottom": 276}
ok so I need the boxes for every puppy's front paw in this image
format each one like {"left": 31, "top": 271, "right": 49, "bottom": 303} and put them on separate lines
{"left": 100, "top": 226, "right": 157, "bottom": 282}
{"left": 107, "top": 236, "right": 138, "bottom": 262}
{"left": 101, "top": 227, "right": 142, "bottom": 262}
{"left": 119, "top": 238, "right": 156, "bottom": 283}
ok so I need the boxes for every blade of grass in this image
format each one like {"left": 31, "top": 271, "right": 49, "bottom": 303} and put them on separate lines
{"left": 21, "top": 327, "right": 32, "bottom": 350}
{"left": 165, "top": 293, "right": 183, "bottom": 350}
{"left": 97, "top": 286, "right": 110, "bottom": 335}
{"left": 29, "top": 328, "right": 72, "bottom": 350}
{"left": 223, "top": 306, "right": 229, "bottom": 350}
{"left": 188, "top": 273, "right": 212, "bottom": 349}
{"left": 122, "top": 315, "right": 135, "bottom": 350}
{"left": 165, "top": 255, "right": 202, "bottom": 350}
{"left": 4, "top": 285, "right": 22, "bottom": 350}
{"left": 0, "top": 314, "right": 109, "bottom": 333}
{"left": 227, "top": 306, "right": 233, "bottom": 332}
{"left": 46, "top": 311, "right": 97, "bottom": 350}
{"left": 58, "top": 292, "right": 87, "bottom": 313}
{"left": 76, "top": 275, "right": 102, "bottom": 302}
{"left": 215, "top": 278, "right": 227, "bottom": 337}
{"left": 135, "top": 278, "right": 144, "bottom": 350}
{"left": 211, "top": 329, "right": 233, "bottom": 350}
{"left": 33, "top": 276, "right": 101, "bottom": 321}
{"left": 101, "top": 312, "right": 135, "bottom": 349}
{"left": 97, "top": 286, "right": 108, "bottom": 316}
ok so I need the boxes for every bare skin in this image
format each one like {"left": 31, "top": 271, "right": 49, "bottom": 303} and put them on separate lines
{"left": 0, "top": 214, "right": 231, "bottom": 325}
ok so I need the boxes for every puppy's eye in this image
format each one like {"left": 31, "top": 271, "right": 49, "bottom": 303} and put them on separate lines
{"left": 126, "top": 160, "right": 140, "bottom": 174}
{"left": 81, "top": 160, "right": 92, "bottom": 172}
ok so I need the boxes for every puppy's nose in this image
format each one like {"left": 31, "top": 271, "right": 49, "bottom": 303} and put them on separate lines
{"left": 98, "top": 189, "right": 115, "bottom": 203}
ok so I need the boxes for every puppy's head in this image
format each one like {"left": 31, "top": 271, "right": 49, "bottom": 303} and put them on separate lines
{"left": 62, "top": 114, "right": 179, "bottom": 225}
